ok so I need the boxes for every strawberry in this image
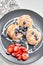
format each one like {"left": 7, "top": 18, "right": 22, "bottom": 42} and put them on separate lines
{"left": 6, "top": 43, "right": 29, "bottom": 61}
{"left": 20, "top": 46, "right": 27, "bottom": 51}
{"left": 12, "top": 52, "right": 15, "bottom": 57}
{"left": 6, "top": 45, "right": 14, "bottom": 54}
{"left": 22, "top": 52, "right": 29, "bottom": 61}
{"left": 17, "top": 55, "right": 22, "bottom": 60}
{"left": 15, "top": 50, "right": 22, "bottom": 58}
{"left": 16, "top": 54, "right": 20, "bottom": 58}
{"left": 14, "top": 46, "right": 19, "bottom": 52}
{"left": 20, "top": 46, "right": 28, "bottom": 53}
{"left": 15, "top": 49, "right": 22, "bottom": 56}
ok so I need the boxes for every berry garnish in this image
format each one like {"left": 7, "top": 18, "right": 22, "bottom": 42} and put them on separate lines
{"left": 23, "top": 21, "right": 26, "bottom": 25}
{"left": 31, "top": 31, "right": 34, "bottom": 35}
{"left": 17, "top": 55, "right": 22, "bottom": 60}
{"left": 6, "top": 46, "right": 14, "bottom": 54}
{"left": 22, "top": 52, "right": 29, "bottom": 61}
{"left": 15, "top": 28, "right": 19, "bottom": 33}
{"left": 6, "top": 43, "right": 29, "bottom": 61}
{"left": 14, "top": 46, "right": 19, "bottom": 52}
{"left": 34, "top": 35, "right": 38, "bottom": 40}
{"left": 12, "top": 52, "right": 15, "bottom": 57}
{"left": 19, "top": 26, "right": 23, "bottom": 30}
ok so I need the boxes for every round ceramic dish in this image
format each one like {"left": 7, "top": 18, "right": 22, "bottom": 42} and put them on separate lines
{"left": 0, "top": 9, "right": 43, "bottom": 64}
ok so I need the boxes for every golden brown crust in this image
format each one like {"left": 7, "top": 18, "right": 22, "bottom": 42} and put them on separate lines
{"left": 18, "top": 15, "right": 33, "bottom": 28}
{"left": 26, "top": 28, "right": 42, "bottom": 45}
{"left": 6, "top": 24, "right": 23, "bottom": 40}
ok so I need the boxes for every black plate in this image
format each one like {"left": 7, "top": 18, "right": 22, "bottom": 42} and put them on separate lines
{"left": 0, "top": 9, "right": 43, "bottom": 64}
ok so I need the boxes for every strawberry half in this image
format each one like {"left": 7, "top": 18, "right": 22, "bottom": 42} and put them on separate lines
{"left": 22, "top": 52, "right": 29, "bottom": 61}
{"left": 6, "top": 44, "right": 14, "bottom": 54}
{"left": 6, "top": 43, "right": 29, "bottom": 61}
{"left": 14, "top": 49, "right": 22, "bottom": 56}
{"left": 17, "top": 55, "right": 22, "bottom": 60}
{"left": 12, "top": 52, "right": 15, "bottom": 57}
{"left": 14, "top": 46, "right": 19, "bottom": 52}
{"left": 20, "top": 46, "right": 28, "bottom": 53}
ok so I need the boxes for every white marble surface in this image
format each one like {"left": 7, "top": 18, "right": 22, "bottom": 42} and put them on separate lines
{"left": 0, "top": 0, "right": 43, "bottom": 65}
{"left": 0, "top": 0, "right": 20, "bottom": 19}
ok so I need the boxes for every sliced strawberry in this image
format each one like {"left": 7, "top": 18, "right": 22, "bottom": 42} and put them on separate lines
{"left": 20, "top": 46, "right": 28, "bottom": 53}
{"left": 22, "top": 52, "right": 29, "bottom": 61}
{"left": 12, "top": 52, "right": 15, "bottom": 57}
{"left": 16, "top": 50, "right": 22, "bottom": 57}
{"left": 7, "top": 46, "right": 14, "bottom": 54}
{"left": 17, "top": 55, "right": 22, "bottom": 60}
{"left": 16, "top": 54, "right": 20, "bottom": 58}
{"left": 15, "top": 43, "right": 21, "bottom": 47}
{"left": 14, "top": 46, "right": 19, "bottom": 52}
{"left": 6, "top": 43, "right": 29, "bottom": 61}
{"left": 14, "top": 49, "right": 22, "bottom": 57}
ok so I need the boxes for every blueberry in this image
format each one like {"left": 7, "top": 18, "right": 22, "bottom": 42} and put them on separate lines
{"left": 23, "top": 26, "right": 28, "bottom": 32}
{"left": 23, "top": 29, "right": 26, "bottom": 32}
{"left": 22, "top": 38, "right": 26, "bottom": 41}
{"left": 19, "top": 26, "right": 23, "bottom": 30}
{"left": 15, "top": 28, "right": 19, "bottom": 33}
{"left": 15, "top": 28, "right": 19, "bottom": 36}
{"left": 34, "top": 35, "right": 39, "bottom": 40}
{"left": 31, "top": 32, "right": 34, "bottom": 35}
{"left": 23, "top": 21, "right": 26, "bottom": 25}
{"left": 22, "top": 31, "right": 26, "bottom": 35}
{"left": 20, "top": 39, "right": 24, "bottom": 43}
{"left": 23, "top": 26, "right": 28, "bottom": 29}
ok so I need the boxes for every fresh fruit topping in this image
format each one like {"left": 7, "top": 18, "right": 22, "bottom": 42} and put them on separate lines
{"left": 6, "top": 43, "right": 29, "bottom": 61}
{"left": 6, "top": 46, "right": 14, "bottom": 54}
{"left": 12, "top": 52, "right": 15, "bottom": 57}
{"left": 23, "top": 26, "right": 28, "bottom": 32}
{"left": 23, "top": 21, "right": 26, "bottom": 25}
{"left": 14, "top": 46, "right": 19, "bottom": 52}
{"left": 31, "top": 31, "right": 34, "bottom": 35}
{"left": 17, "top": 55, "right": 22, "bottom": 60}
{"left": 34, "top": 35, "right": 38, "bottom": 40}
{"left": 14, "top": 49, "right": 22, "bottom": 57}
{"left": 20, "top": 46, "right": 28, "bottom": 52}
{"left": 22, "top": 52, "right": 29, "bottom": 61}
{"left": 19, "top": 26, "right": 23, "bottom": 30}
{"left": 15, "top": 28, "right": 19, "bottom": 32}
